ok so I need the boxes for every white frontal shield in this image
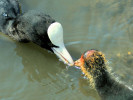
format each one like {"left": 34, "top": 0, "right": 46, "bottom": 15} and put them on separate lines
{"left": 47, "top": 22, "right": 74, "bottom": 66}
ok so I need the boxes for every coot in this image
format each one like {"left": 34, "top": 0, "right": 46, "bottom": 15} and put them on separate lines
{"left": 0, "top": 0, "right": 74, "bottom": 65}
{"left": 75, "top": 50, "right": 133, "bottom": 100}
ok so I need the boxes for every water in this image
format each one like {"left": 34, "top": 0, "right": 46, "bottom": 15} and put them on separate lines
{"left": 0, "top": 0, "right": 133, "bottom": 100}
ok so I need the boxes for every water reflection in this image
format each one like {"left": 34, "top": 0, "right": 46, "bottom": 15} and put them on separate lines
{"left": 110, "top": 52, "right": 133, "bottom": 87}
{"left": 15, "top": 42, "right": 65, "bottom": 82}
{"left": 15, "top": 42, "right": 101, "bottom": 100}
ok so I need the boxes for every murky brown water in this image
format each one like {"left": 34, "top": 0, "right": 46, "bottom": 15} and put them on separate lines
{"left": 0, "top": 0, "right": 133, "bottom": 100}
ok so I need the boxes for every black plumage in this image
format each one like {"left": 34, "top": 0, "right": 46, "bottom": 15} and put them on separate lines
{"left": 0, "top": 0, "right": 74, "bottom": 65}
{"left": 75, "top": 50, "right": 133, "bottom": 100}
{"left": 0, "top": 0, "right": 57, "bottom": 51}
{"left": 9, "top": 10, "right": 57, "bottom": 51}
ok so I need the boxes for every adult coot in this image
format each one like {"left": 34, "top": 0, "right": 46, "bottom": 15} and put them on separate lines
{"left": 0, "top": 0, "right": 74, "bottom": 65}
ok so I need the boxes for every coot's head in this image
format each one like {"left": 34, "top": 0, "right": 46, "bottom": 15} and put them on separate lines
{"left": 74, "top": 50, "right": 106, "bottom": 87}
{"left": 0, "top": 0, "right": 21, "bottom": 33}
{"left": 75, "top": 50, "right": 106, "bottom": 74}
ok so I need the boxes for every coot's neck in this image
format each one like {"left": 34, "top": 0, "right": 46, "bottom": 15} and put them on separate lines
{"left": 90, "top": 65, "right": 116, "bottom": 96}
{"left": 89, "top": 64, "right": 133, "bottom": 100}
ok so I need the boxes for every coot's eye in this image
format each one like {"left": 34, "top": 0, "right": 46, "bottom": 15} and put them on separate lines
{"left": 3, "top": 13, "right": 8, "bottom": 17}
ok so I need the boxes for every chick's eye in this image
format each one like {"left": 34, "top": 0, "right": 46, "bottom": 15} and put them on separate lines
{"left": 3, "top": 13, "right": 8, "bottom": 17}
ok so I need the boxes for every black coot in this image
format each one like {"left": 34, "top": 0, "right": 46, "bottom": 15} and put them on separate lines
{"left": 0, "top": 0, "right": 74, "bottom": 65}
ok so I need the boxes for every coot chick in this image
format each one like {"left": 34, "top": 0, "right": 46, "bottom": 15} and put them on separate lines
{"left": 0, "top": 0, "right": 74, "bottom": 65}
{"left": 75, "top": 50, "right": 133, "bottom": 100}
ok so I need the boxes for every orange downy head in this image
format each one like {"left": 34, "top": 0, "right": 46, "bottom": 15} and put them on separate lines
{"left": 74, "top": 50, "right": 106, "bottom": 88}
{"left": 74, "top": 54, "right": 84, "bottom": 67}
{"left": 74, "top": 51, "right": 94, "bottom": 87}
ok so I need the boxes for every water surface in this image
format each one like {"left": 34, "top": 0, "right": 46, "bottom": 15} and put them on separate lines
{"left": 0, "top": 0, "right": 133, "bottom": 100}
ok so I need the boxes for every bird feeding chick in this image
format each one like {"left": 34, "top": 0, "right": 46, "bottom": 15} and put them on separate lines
{"left": 74, "top": 50, "right": 133, "bottom": 100}
{"left": 0, "top": 0, "right": 74, "bottom": 66}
